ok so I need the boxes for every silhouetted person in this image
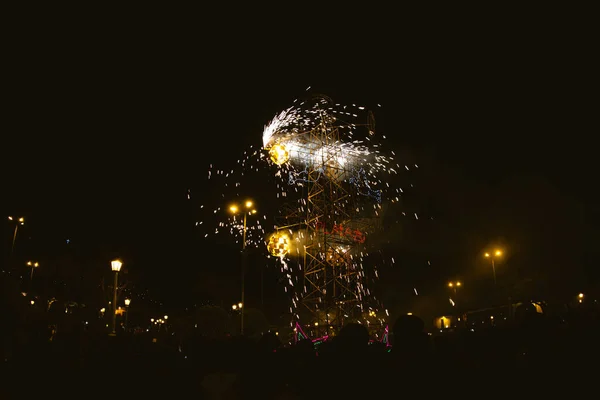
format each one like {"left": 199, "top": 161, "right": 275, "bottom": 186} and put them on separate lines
{"left": 317, "top": 323, "right": 377, "bottom": 397}
{"left": 390, "top": 314, "right": 431, "bottom": 378}
{"left": 336, "top": 322, "right": 370, "bottom": 352}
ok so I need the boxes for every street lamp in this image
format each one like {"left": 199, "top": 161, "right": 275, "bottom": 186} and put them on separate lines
{"left": 484, "top": 250, "right": 502, "bottom": 285}
{"left": 124, "top": 298, "right": 131, "bottom": 330}
{"left": 448, "top": 281, "right": 461, "bottom": 295}
{"left": 110, "top": 259, "right": 122, "bottom": 336}
{"left": 26, "top": 261, "right": 39, "bottom": 280}
{"left": 228, "top": 200, "right": 257, "bottom": 335}
{"left": 8, "top": 216, "right": 25, "bottom": 256}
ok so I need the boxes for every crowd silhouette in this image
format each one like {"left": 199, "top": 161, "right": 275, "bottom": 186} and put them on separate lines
{"left": 1, "top": 302, "right": 599, "bottom": 399}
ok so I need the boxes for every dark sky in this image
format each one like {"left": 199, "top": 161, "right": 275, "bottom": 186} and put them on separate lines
{"left": 4, "top": 18, "right": 598, "bottom": 315}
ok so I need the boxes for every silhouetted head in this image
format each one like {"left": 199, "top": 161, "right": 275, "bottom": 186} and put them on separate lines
{"left": 392, "top": 315, "right": 430, "bottom": 360}
{"left": 337, "top": 323, "right": 370, "bottom": 349}
{"left": 393, "top": 314, "right": 425, "bottom": 340}
{"left": 295, "top": 338, "right": 315, "bottom": 355}
{"left": 257, "top": 331, "right": 281, "bottom": 352}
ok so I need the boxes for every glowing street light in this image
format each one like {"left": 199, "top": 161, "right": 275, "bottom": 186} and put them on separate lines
{"left": 228, "top": 199, "right": 257, "bottom": 335}
{"left": 448, "top": 281, "right": 461, "bottom": 295}
{"left": 26, "top": 261, "right": 40, "bottom": 280}
{"left": 8, "top": 216, "right": 25, "bottom": 256}
{"left": 484, "top": 249, "right": 503, "bottom": 285}
{"left": 109, "top": 259, "right": 122, "bottom": 336}
{"left": 124, "top": 298, "right": 131, "bottom": 330}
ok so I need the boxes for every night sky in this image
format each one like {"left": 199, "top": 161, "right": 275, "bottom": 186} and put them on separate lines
{"left": 4, "top": 20, "right": 597, "bottom": 318}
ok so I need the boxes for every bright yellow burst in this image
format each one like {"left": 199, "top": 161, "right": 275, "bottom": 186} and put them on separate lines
{"left": 267, "top": 231, "right": 290, "bottom": 257}
{"left": 269, "top": 143, "right": 289, "bottom": 165}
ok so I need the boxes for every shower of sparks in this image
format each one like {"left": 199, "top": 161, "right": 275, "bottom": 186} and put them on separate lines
{"left": 195, "top": 93, "right": 421, "bottom": 327}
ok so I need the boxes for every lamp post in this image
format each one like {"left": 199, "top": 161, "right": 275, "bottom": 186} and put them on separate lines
{"left": 484, "top": 250, "right": 502, "bottom": 285}
{"left": 8, "top": 216, "right": 25, "bottom": 257}
{"left": 110, "top": 259, "right": 122, "bottom": 336}
{"left": 124, "top": 298, "right": 131, "bottom": 330}
{"left": 229, "top": 200, "right": 257, "bottom": 335}
{"left": 448, "top": 281, "right": 461, "bottom": 296}
{"left": 26, "top": 261, "right": 39, "bottom": 280}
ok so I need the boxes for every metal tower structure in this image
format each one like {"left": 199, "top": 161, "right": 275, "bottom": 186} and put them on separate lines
{"left": 299, "top": 102, "right": 381, "bottom": 337}
{"left": 266, "top": 94, "right": 386, "bottom": 338}
{"left": 302, "top": 114, "right": 358, "bottom": 334}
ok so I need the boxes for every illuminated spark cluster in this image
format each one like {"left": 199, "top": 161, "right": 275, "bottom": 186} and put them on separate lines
{"left": 262, "top": 97, "right": 397, "bottom": 185}
{"left": 195, "top": 91, "right": 422, "bottom": 335}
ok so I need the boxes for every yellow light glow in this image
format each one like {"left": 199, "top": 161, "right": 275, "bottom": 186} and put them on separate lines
{"left": 448, "top": 282, "right": 453, "bottom": 287}
{"left": 495, "top": 250, "right": 502, "bottom": 256}
{"left": 229, "top": 205, "right": 239, "bottom": 214}
{"left": 269, "top": 143, "right": 289, "bottom": 165}
{"left": 484, "top": 253, "right": 490, "bottom": 258}
{"left": 267, "top": 231, "right": 290, "bottom": 257}
{"left": 578, "top": 293, "right": 584, "bottom": 298}
{"left": 111, "top": 259, "right": 122, "bottom": 272}
{"left": 456, "top": 281, "right": 461, "bottom": 286}
{"left": 245, "top": 200, "right": 253, "bottom": 208}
